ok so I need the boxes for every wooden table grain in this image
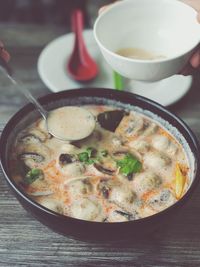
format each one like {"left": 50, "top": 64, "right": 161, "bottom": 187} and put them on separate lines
{"left": 0, "top": 24, "right": 200, "bottom": 267}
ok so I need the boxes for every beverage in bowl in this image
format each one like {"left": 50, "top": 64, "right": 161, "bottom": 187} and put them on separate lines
{"left": 94, "top": 0, "right": 200, "bottom": 81}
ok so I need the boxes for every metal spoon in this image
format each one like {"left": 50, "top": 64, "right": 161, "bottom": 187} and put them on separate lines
{"left": 0, "top": 58, "right": 96, "bottom": 141}
{"left": 67, "top": 9, "right": 98, "bottom": 81}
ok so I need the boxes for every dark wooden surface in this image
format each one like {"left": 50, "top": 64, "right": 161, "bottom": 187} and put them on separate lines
{"left": 0, "top": 24, "right": 200, "bottom": 267}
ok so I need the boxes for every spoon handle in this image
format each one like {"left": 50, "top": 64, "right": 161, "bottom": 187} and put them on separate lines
{"left": 0, "top": 58, "right": 48, "bottom": 120}
{"left": 71, "top": 9, "right": 87, "bottom": 58}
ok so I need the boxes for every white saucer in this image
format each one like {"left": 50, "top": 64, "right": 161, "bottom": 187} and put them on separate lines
{"left": 38, "top": 29, "right": 193, "bottom": 107}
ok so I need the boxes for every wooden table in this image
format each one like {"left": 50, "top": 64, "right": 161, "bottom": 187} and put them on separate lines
{"left": 0, "top": 24, "right": 200, "bottom": 267}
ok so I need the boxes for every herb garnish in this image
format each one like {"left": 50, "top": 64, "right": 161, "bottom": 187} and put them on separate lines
{"left": 25, "top": 168, "right": 44, "bottom": 184}
{"left": 78, "top": 147, "right": 97, "bottom": 165}
{"left": 116, "top": 153, "right": 142, "bottom": 176}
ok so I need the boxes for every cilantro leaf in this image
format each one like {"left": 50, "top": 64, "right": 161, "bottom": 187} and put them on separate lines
{"left": 78, "top": 147, "right": 98, "bottom": 165}
{"left": 116, "top": 153, "right": 142, "bottom": 176}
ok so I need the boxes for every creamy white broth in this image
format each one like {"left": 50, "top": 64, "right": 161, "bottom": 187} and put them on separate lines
{"left": 10, "top": 105, "right": 190, "bottom": 222}
{"left": 47, "top": 106, "right": 96, "bottom": 141}
{"left": 116, "top": 48, "right": 166, "bottom": 60}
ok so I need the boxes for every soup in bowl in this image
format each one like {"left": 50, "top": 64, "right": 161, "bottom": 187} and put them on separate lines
{"left": 94, "top": 0, "right": 200, "bottom": 81}
{"left": 0, "top": 89, "right": 199, "bottom": 240}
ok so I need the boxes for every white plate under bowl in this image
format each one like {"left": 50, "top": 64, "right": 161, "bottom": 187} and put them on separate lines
{"left": 38, "top": 29, "right": 193, "bottom": 106}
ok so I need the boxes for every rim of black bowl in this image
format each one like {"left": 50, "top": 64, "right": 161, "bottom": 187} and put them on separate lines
{"left": 0, "top": 88, "right": 200, "bottom": 226}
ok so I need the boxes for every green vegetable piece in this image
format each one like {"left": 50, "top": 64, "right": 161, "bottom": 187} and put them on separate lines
{"left": 25, "top": 168, "right": 43, "bottom": 184}
{"left": 78, "top": 147, "right": 99, "bottom": 165}
{"left": 87, "top": 159, "right": 96, "bottom": 165}
{"left": 86, "top": 147, "right": 96, "bottom": 158}
{"left": 116, "top": 153, "right": 142, "bottom": 176}
{"left": 78, "top": 152, "right": 89, "bottom": 163}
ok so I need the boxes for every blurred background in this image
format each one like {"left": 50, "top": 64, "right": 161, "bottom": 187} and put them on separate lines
{"left": 0, "top": 0, "right": 114, "bottom": 27}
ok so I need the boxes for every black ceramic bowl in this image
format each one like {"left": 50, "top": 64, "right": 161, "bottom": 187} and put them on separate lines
{"left": 0, "top": 88, "right": 200, "bottom": 241}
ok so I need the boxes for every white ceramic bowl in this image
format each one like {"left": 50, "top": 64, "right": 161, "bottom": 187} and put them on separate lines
{"left": 94, "top": 0, "right": 200, "bottom": 82}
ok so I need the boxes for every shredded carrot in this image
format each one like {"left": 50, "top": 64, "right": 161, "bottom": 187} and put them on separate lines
{"left": 142, "top": 190, "right": 157, "bottom": 202}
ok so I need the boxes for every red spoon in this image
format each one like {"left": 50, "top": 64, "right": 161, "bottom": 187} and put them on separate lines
{"left": 67, "top": 9, "right": 98, "bottom": 82}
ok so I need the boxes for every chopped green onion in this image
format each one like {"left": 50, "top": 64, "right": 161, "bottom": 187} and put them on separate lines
{"left": 25, "top": 168, "right": 43, "bottom": 184}
{"left": 78, "top": 152, "right": 89, "bottom": 163}
{"left": 86, "top": 147, "right": 96, "bottom": 158}
{"left": 78, "top": 147, "right": 98, "bottom": 165}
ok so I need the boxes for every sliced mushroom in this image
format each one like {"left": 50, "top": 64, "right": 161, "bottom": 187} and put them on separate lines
{"left": 19, "top": 134, "right": 41, "bottom": 144}
{"left": 112, "top": 150, "right": 127, "bottom": 158}
{"left": 93, "top": 163, "right": 115, "bottom": 176}
{"left": 114, "top": 210, "right": 139, "bottom": 221}
{"left": 97, "top": 178, "right": 115, "bottom": 199}
{"left": 24, "top": 178, "right": 53, "bottom": 197}
{"left": 59, "top": 153, "right": 77, "bottom": 166}
{"left": 107, "top": 209, "right": 130, "bottom": 222}
{"left": 97, "top": 110, "right": 128, "bottom": 132}
{"left": 19, "top": 152, "right": 45, "bottom": 169}
{"left": 17, "top": 143, "right": 50, "bottom": 170}
{"left": 19, "top": 128, "right": 48, "bottom": 144}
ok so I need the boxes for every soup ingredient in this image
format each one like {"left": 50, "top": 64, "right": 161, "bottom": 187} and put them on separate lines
{"left": 97, "top": 110, "right": 127, "bottom": 132}
{"left": 25, "top": 168, "right": 44, "bottom": 184}
{"left": 78, "top": 147, "right": 98, "bottom": 165}
{"left": 47, "top": 106, "right": 96, "bottom": 141}
{"left": 20, "top": 152, "right": 45, "bottom": 169}
{"left": 116, "top": 48, "right": 165, "bottom": 60}
{"left": 175, "top": 164, "right": 187, "bottom": 199}
{"left": 59, "top": 153, "right": 77, "bottom": 166}
{"left": 114, "top": 210, "right": 134, "bottom": 221}
{"left": 94, "top": 162, "right": 115, "bottom": 175}
{"left": 116, "top": 153, "right": 142, "bottom": 177}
